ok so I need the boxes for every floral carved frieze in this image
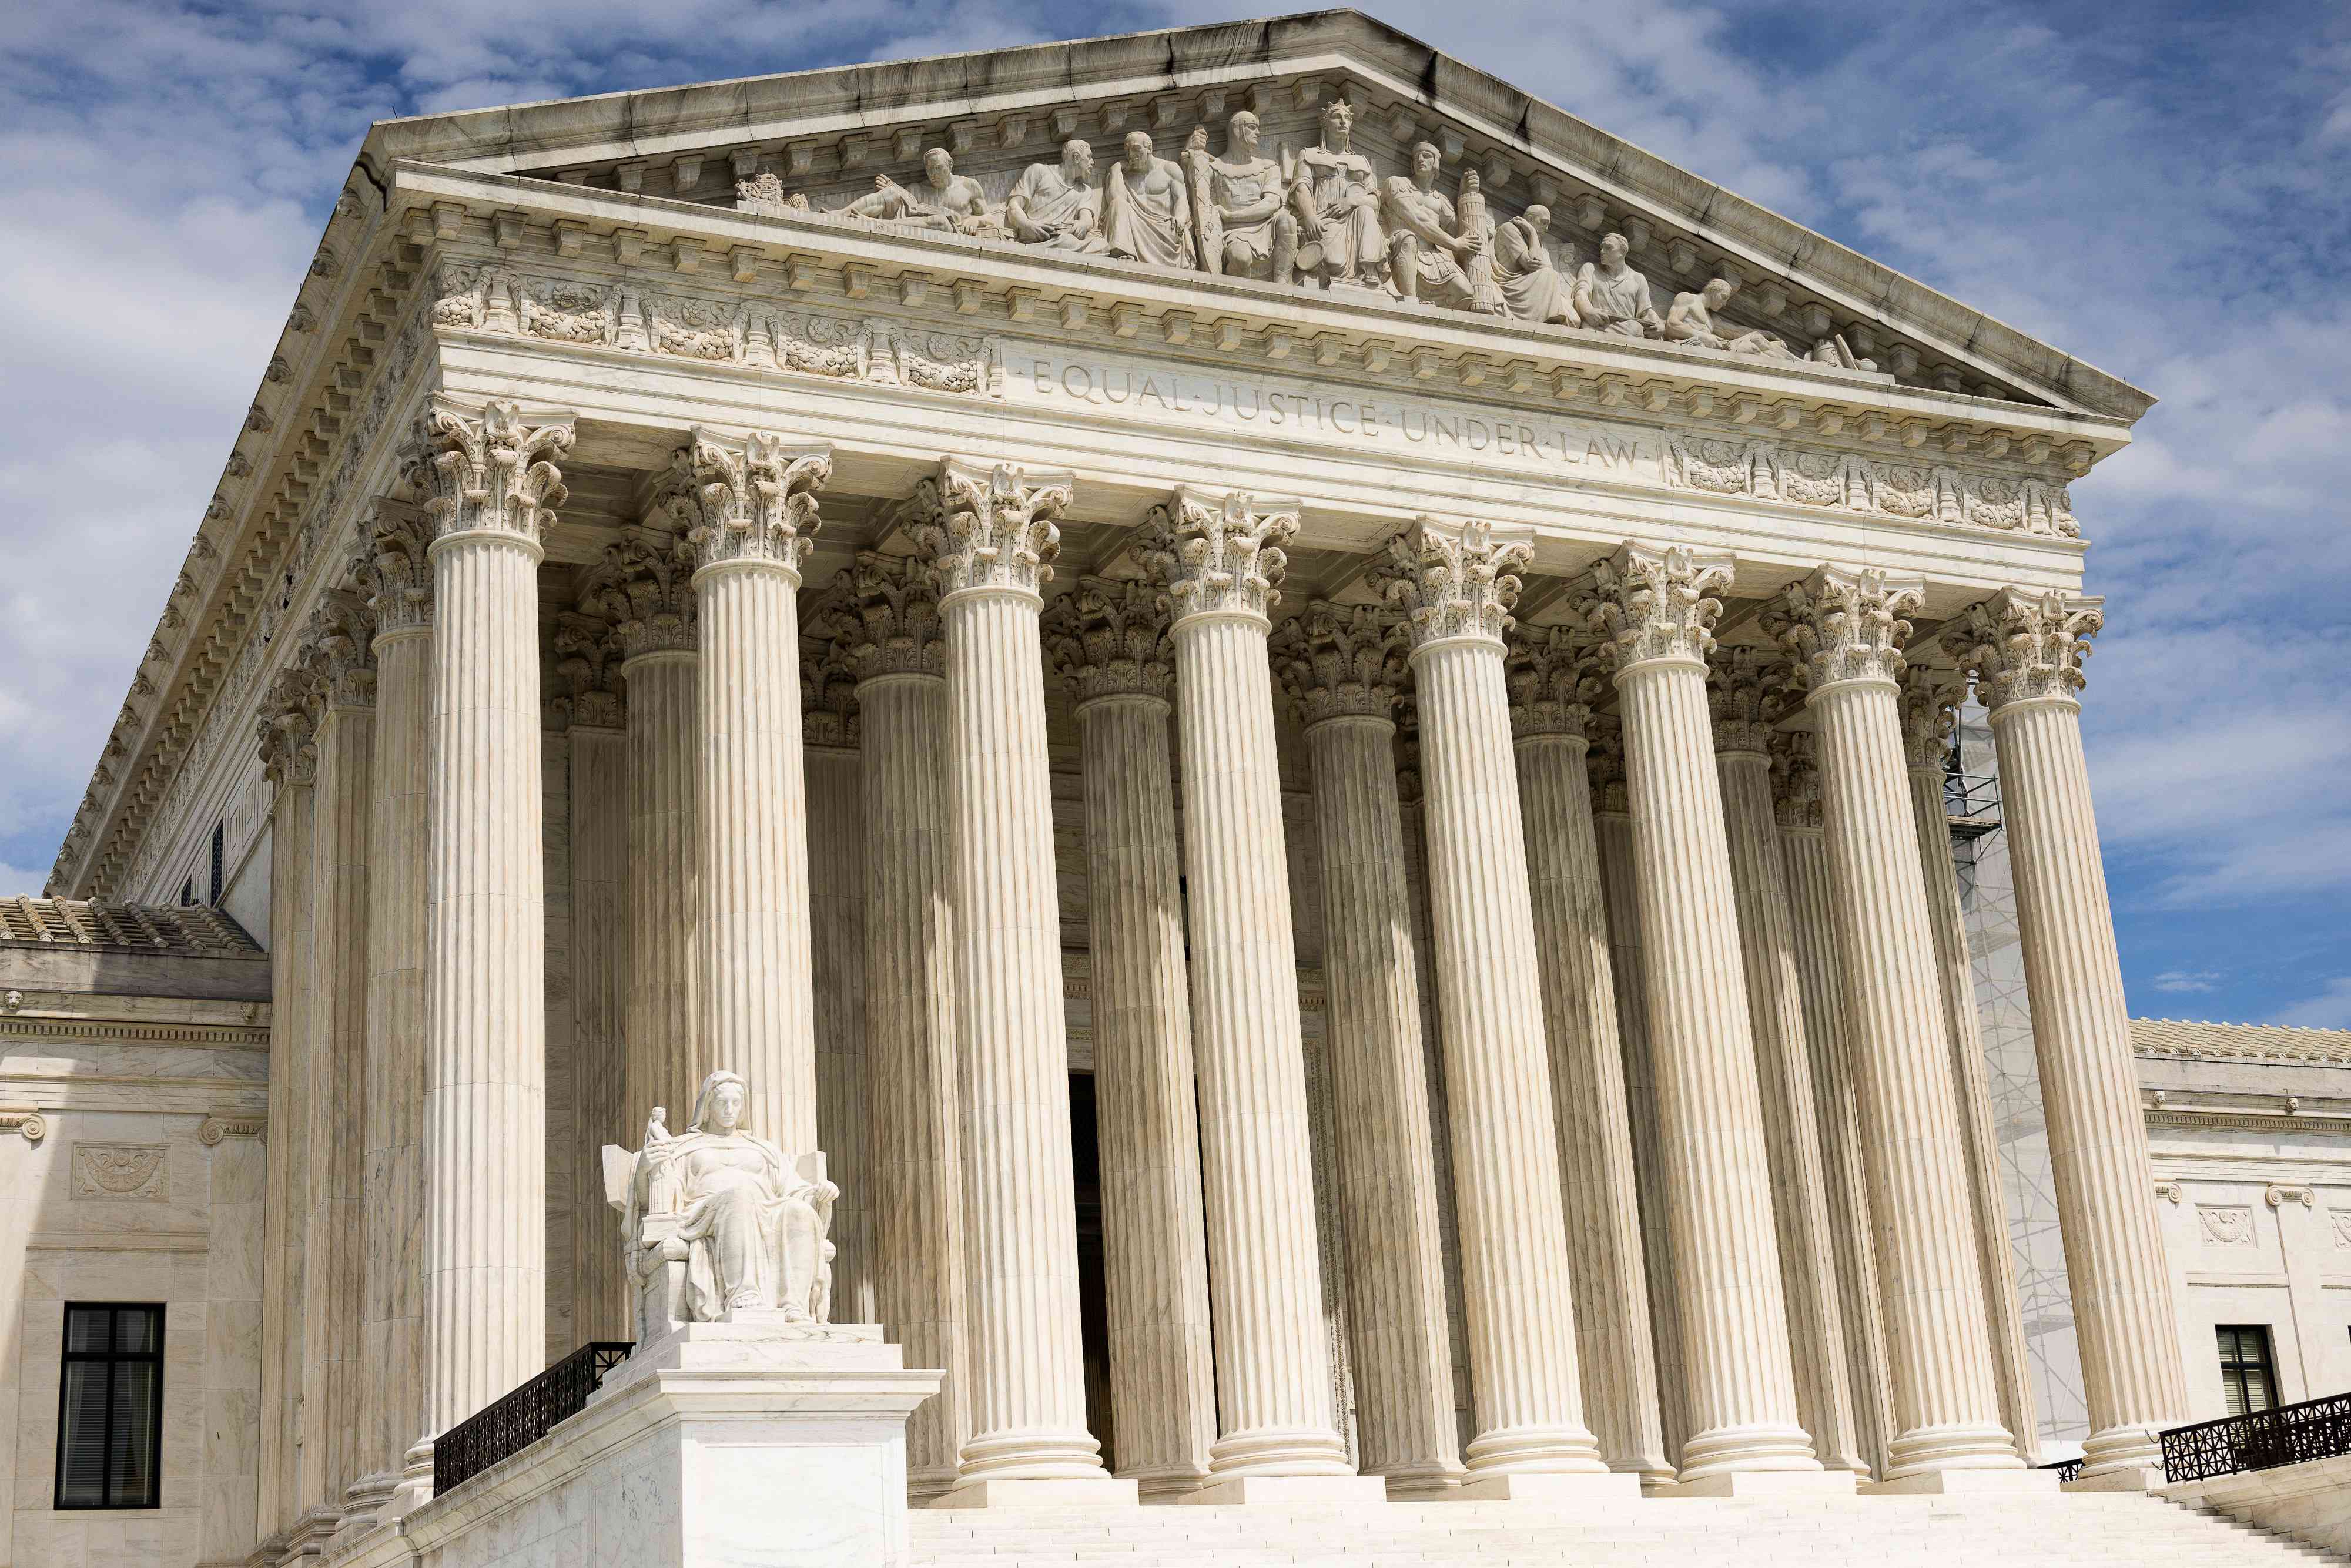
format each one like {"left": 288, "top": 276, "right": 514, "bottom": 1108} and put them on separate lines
{"left": 1665, "top": 433, "right": 2077, "bottom": 537}
{"left": 434, "top": 261, "right": 1006, "bottom": 398}
{"left": 2196, "top": 1205, "right": 2256, "bottom": 1248}
{"left": 72, "top": 1143, "right": 170, "bottom": 1202}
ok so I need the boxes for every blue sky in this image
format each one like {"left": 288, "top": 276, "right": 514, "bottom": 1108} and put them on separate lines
{"left": 1, "top": 0, "right": 2345, "bottom": 1025}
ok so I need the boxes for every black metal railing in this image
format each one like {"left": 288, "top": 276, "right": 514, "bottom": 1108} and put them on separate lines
{"left": 433, "top": 1341, "right": 634, "bottom": 1495}
{"left": 2044, "top": 1456, "right": 2084, "bottom": 1484}
{"left": 2160, "top": 1392, "right": 2351, "bottom": 1485}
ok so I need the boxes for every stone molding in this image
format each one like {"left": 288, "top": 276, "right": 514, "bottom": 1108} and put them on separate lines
{"left": 1706, "top": 645, "right": 1786, "bottom": 755}
{"left": 907, "top": 458, "right": 1073, "bottom": 599}
{"left": 410, "top": 395, "right": 576, "bottom": 545}
{"left": 685, "top": 427, "right": 833, "bottom": 574}
{"left": 200, "top": 1114, "right": 269, "bottom": 1145}
{"left": 1141, "top": 485, "right": 1299, "bottom": 626}
{"left": 0, "top": 1108, "right": 48, "bottom": 1143}
{"left": 1580, "top": 542, "right": 1733, "bottom": 675}
{"left": 820, "top": 550, "right": 949, "bottom": 684}
{"left": 1044, "top": 575, "right": 1175, "bottom": 705}
{"left": 1270, "top": 599, "right": 1403, "bottom": 726}
{"left": 1952, "top": 587, "right": 2105, "bottom": 715}
{"left": 1764, "top": 565, "right": 1924, "bottom": 694}
{"left": 1503, "top": 623, "right": 1604, "bottom": 742}
{"left": 1373, "top": 515, "right": 1532, "bottom": 651}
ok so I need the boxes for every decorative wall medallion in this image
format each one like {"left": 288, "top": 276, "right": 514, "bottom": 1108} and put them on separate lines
{"left": 2197, "top": 1205, "right": 2256, "bottom": 1248}
{"left": 71, "top": 1143, "right": 170, "bottom": 1201}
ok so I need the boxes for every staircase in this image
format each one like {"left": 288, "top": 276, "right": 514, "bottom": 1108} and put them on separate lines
{"left": 913, "top": 1490, "right": 2340, "bottom": 1566}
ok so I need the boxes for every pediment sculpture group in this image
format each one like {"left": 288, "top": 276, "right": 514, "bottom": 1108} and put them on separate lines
{"left": 739, "top": 100, "right": 1841, "bottom": 367}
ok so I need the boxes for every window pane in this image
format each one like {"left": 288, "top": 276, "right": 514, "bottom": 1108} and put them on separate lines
{"left": 108, "top": 1363, "right": 157, "bottom": 1507}
{"left": 58, "top": 1363, "right": 110, "bottom": 1506}
{"left": 114, "top": 1308, "right": 158, "bottom": 1355}
{"left": 66, "top": 1308, "right": 110, "bottom": 1354}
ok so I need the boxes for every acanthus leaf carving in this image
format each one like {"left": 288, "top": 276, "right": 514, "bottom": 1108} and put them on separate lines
{"left": 907, "top": 459, "right": 1071, "bottom": 599}
{"left": 1899, "top": 665, "right": 1960, "bottom": 771}
{"left": 1770, "top": 729, "right": 1823, "bottom": 830}
{"left": 686, "top": 428, "right": 832, "bottom": 574}
{"left": 1372, "top": 515, "right": 1532, "bottom": 650}
{"left": 550, "top": 611, "right": 625, "bottom": 729}
{"left": 1952, "top": 587, "right": 2104, "bottom": 715}
{"left": 1505, "top": 622, "right": 1606, "bottom": 742}
{"left": 1707, "top": 644, "right": 1790, "bottom": 754}
{"left": 815, "top": 551, "right": 948, "bottom": 684}
{"left": 412, "top": 396, "right": 575, "bottom": 545}
{"left": 360, "top": 501, "right": 436, "bottom": 635}
{"left": 1763, "top": 565, "right": 1924, "bottom": 694}
{"left": 1579, "top": 542, "right": 1734, "bottom": 672}
{"left": 1140, "top": 485, "right": 1298, "bottom": 624}
{"left": 578, "top": 525, "right": 697, "bottom": 658}
{"left": 1270, "top": 599, "right": 1404, "bottom": 725}
{"left": 800, "top": 641, "right": 860, "bottom": 749}
{"left": 1044, "top": 575, "right": 1175, "bottom": 705}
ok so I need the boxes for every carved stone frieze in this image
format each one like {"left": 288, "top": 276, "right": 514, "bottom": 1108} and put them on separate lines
{"left": 1504, "top": 622, "right": 1605, "bottom": 742}
{"left": 685, "top": 428, "right": 832, "bottom": 573}
{"left": 411, "top": 396, "right": 576, "bottom": 545}
{"left": 1269, "top": 599, "right": 1404, "bottom": 726}
{"left": 905, "top": 460, "right": 1072, "bottom": 599}
{"left": 1579, "top": 542, "right": 1734, "bottom": 674}
{"left": 2197, "top": 1205, "right": 2255, "bottom": 1248}
{"left": 1372, "top": 516, "right": 1532, "bottom": 650}
{"left": 1952, "top": 587, "right": 2105, "bottom": 715}
{"left": 578, "top": 527, "right": 698, "bottom": 658}
{"left": 1044, "top": 576, "right": 1176, "bottom": 705}
{"left": 71, "top": 1143, "right": 169, "bottom": 1201}
{"left": 1707, "top": 645, "right": 1787, "bottom": 755}
{"left": 1763, "top": 565, "right": 1924, "bottom": 695}
{"left": 1664, "top": 435, "right": 2077, "bottom": 537}
{"left": 1140, "top": 486, "right": 1299, "bottom": 625}
{"left": 818, "top": 551, "right": 948, "bottom": 684}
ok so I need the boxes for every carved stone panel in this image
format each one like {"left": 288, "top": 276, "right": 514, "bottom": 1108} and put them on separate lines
{"left": 2196, "top": 1205, "right": 2255, "bottom": 1248}
{"left": 71, "top": 1143, "right": 170, "bottom": 1202}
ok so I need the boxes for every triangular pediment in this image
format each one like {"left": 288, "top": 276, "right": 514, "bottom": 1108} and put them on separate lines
{"left": 363, "top": 9, "right": 2147, "bottom": 420}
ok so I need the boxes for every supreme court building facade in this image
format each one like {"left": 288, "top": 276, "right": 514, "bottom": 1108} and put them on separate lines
{"left": 31, "top": 12, "right": 2199, "bottom": 1563}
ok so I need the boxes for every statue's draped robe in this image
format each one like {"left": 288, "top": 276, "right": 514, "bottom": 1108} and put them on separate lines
{"left": 1382, "top": 178, "right": 1475, "bottom": 307}
{"left": 1493, "top": 217, "right": 1573, "bottom": 325}
{"left": 1577, "top": 262, "right": 1660, "bottom": 337}
{"left": 1207, "top": 156, "right": 1286, "bottom": 272}
{"left": 642, "top": 1129, "right": 823, "bottom": 1319}
{"left": 1009, "top": 162, "right": 1107, "bottom": 252}
{"left": 1102, "top": 158, "right": 1193, "bottom": 269}
{"left": 1293, "top": 146, "right": 1384, "bottom": 279}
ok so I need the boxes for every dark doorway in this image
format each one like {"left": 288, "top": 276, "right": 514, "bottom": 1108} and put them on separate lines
{"left": 1069, "top": 1071, "right": 1115, "bottom": 1471}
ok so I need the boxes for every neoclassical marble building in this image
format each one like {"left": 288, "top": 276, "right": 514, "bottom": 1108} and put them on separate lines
{"left": 34, "top": 12, "right": 2203, "bottom": 1563}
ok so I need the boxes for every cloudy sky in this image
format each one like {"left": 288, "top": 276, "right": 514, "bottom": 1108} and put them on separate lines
{"left": 2, "top": 0, "right": 2345, "bottom": 1025}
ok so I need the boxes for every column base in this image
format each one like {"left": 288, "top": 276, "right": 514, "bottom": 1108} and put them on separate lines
{"left": 1453, "top": 1471, "right": 1644, "bottom": 1503}
{"left": 932, "top": 1476, "right": 1141, "bottom": 1509}
{"left": 1183, "top": 1475, "right": 1388, "bottom": 1506}
{"left": 2063, "top": 1463, "right": 2165, "bottom": 1493}
{"left": 1864, "top": 1466, "right": 2056, "bottom": 1496}
{"left": 1126, "top": 1463, "right": 1214, "bottom": 1504}
{"left": 1380, "top": 1463, "right": 1466, "bottom": 1500}
{"left": 1657, "top": 1469, "right": 1858, "bottom": 1498}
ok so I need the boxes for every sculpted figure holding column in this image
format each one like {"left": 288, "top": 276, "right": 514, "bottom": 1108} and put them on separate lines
{"left": 1492, "top": 204, "right": 1577, "bottom": 326}
{"left": 1666, "top": 277, "right": 1801, "bottom": 360}
{"left": 1286, "top": 98, "right": 1386, "bottom": 286}
{"left": 1573, "top": 232, "right": 1665, "bottom": 338}
{"left": 1100, "top": 129, "right": 1195, "bottom": 269}
{"left": 1184, "top": 110, "right": 1299, "bottom": 279}
{"left": 1007, "top": 139, "right": 1108, "bottom": 253}
{"left": 1382, "top": 142, "right": 1488, "bottom": 311}
{"left": 841, "top": 146, "right": 1003, "bottom": 237}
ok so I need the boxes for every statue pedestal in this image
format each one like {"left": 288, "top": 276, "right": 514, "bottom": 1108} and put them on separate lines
{"left": 394, "top": 1320, "right": 942, "bottom": 1568}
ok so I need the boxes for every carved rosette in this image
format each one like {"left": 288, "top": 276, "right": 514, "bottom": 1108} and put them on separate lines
{"left": 820, "top": 552, "right": 948, "bottom": 684}
{"left": 1583, "top": 715, "right": 1629, "bottom": 815}
{"left": 1953, "top": 588, "right": 2105, "bottom": 715}
{"left": 578, "top": 528, "right": 698, "bottom": 659}
{"left": 257, "top": 666, "right": 319, "bottom": 789}
{"left": 1898, "top": 666, "right": 1960, "bottom": 771}
{"left": 1269, "top": 599, "right": 1404, "bottom": 727}
{"left": 1763, "top": 565, "right": 1925, "bottom": 697}
{"left": 686, "top": 428, "right": 833, "bottom": 575}
{"left": 1505, "top": 623, "right": 1606, "bottom": 742}
{"left": 306, "top": 591, "right": 378, "bottom": 709}
{"left": 1706, "top": 646, "right": 1786, "bottom": 756}
{"left": 410, "top": 396, "right": 575, "bottom": 545}
{"left": 550, "top": 611, "right": 625, "bottom": 729}
{"left": 1043, "top": 575, "right": 1175, "bottom": 706}
{"left": 1769, "top": 730, "right": 1823, "bottom": 831}
{"left": 906, "top": 459, "right": 1073, "bottom": 601}
{"left": 361, "top": 501, "right": 436, "bottom": 636}
{"left": 1140, "top": 486, "right": 1300, "bottom": 627}
{"left": 1372, "top": 516, "right": 1533, "bottom": 652}
{"left": 1580, "top": 544, "right": 1736, "bottom": 675}
{"left": 801, "top": 643, "right": 860, "bottom": 749}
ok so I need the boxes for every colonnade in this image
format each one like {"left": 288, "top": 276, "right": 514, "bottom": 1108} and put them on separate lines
{"left": 249, "top": 398, "right": 2189, "bottom": 1558}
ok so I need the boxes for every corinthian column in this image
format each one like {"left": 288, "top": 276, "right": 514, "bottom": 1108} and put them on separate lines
{"left": 413, "top": 396, "right": 571, "bottom": 1438}
{"left": 1376, "top": 519, "right": 1617, "bottom": 1499}
{"left": 1507, "top": 629, "right": 1669, "bottom": 1485}
{"left": 299, "top": 594, "right": 374, "bottom": 1540}
{"left": 825, "top": 552, "right": 970, "bottom": 1500}
{"left": 911, "top": 461, "right": 1129, "bottom": 1506}
{"left": 1955, "top": 589, "right": 2188, "bottom": 1482}
{"left": 1046, "top": 578, "right": 1219, "bottom": 1502}
{"left": 1767, "top": 568, "right": 2025, "bottom": 1487}
{"left": 1579, "top": 544, "right": 1825, "bottom": 1491}
{"left": 1707, "top": 649, "right": 1864, "bottom": 1476}
{"left": 1141, "top": 488, "right": 1370, "bottom": 1503}
{"left": 802, "top": 649, "right": 872, "bottom": 1330}
{"left": 1268, "top": 600, "right": 1461, "bottom": 1498}
{"left": 348, "top": 505, "right": 436, "bottom": 1522}
{"left": 1901, "top": 671, "right": 2039, "bottom": 1464}
{"left": 1771, "top": 733, "right": 1895, "bottom": 1479}
{"left": 580, "top": 518, "right": 699, "bottom": 1129}
{"left": 686, "top": 428, "right": 833, "bottom": 1149}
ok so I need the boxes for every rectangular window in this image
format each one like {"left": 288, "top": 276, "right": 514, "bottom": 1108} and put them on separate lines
{"left": 2217, "top": 1324, "right": 2277, "bottom": 1417}
{"left": 208, "top": 820, "right": 225, "bottom": 906}
{"left": 55, "top": 1304, "right": 164, "bottom": 1510}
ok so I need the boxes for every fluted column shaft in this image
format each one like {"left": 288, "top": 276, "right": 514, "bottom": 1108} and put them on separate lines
{"left": 807, "top": 742, "right": 871, "bottom": 1328}
{"left": 1076, "top": 692, "right": 1220, "bottom": 1500}
{"left": 567, "top": 720, "right": 630, "bottom": 1344}
{"left": 257, "top": 765, "right": 314, "bottom": 1542}
{"left": 695, "top": 555, "right": 817, "bottom": 1148}
{"left": 859, "top": 671, "right": 972, "bottom": 1496}
{"left": 623, "top": 649, "right": 699, "bottom": 1127}
{"left": 1964, "top": 591, "right": 2187, "bottom": 1473}
{"left": 1300, "top": 711, "right": 1461, "bottom": 1494}
{"left": 1905, "top": 750, "right": 2038, "bottom": 1463}
{"left": 1517, "top": 731, "right": 1670, "bottom": 1482}
{"left": 1714, "top": 743, "right": 1864, "bottom": 1473}
{"left": 422, "top": 524, "right": 548, "bottom": 1435}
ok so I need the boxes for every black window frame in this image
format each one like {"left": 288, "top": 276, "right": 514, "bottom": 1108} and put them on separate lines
{"left": 53, "top": 1302, "right": 166, "bottom": 1511}
{"left": 2216, "top": 1322, "right": 2278, "bottom": 1418}
{"left": 208, "top": 820, "right": 225, "bottom": 906}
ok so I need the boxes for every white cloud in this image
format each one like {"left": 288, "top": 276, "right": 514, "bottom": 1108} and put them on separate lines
{"left": 2151, "top": 971, "right": 2221, "bottom": 995}
{"left": 2271, "top": 977, "right": 2351, "bottom": 1031}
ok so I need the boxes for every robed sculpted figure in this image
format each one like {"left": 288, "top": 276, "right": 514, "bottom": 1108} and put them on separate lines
{"left": 1287, "top": 98, "right": 1385, "bottom": 285}
{"left": 621, "top": 1069, "right": 839, "bottom": 1323}
{"left": 1573, "top": 230, "right": 1665, "bottom": 338}
{"left": 1100, "top": 129, "right": 1195, "bottom": 269}
{"left": 1665, "top": 276, "right": 1800, "bottom": 360}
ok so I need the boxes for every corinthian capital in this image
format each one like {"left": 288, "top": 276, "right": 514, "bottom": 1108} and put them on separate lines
{"left": 907, "top": 458, "right": 1073, "bottom": 599}
{"left": 306, "top": 591, "right": 377, "bottom": 709}
{"left": 817, "top": 552, "right": 947, "bottom": 684}
{"left": 1506, "top": 623, "right": 1606, "bottom": 742}
{"left": 1579, "top": 543, "right": 1735, "bottom": 674}
{"left": 410, "top": 396, "right": 575, "bottom": 544}
{"left": 257, "top": 665, "right": 318, "bottom": 789}
{"left": 1953, "top": 588, "right": 2104, "bottom": 714}
{"left": 1044, "top": 577, "right": 1175, "bottom": 705}
{"left": 1270, "top": 600, "right": 1405, "bottom": 726}
{"left": 1140, "top": 485, "right": 1300, "bottom": 625}
{"left": 1764, "top": 565, "right": 1925, "bottom": 695}
{"left": 1584, "top": 715, "right": 1629, "bottom": 814}
{"left": 686, "top": 428, "right": 832, "bottom": 575}
{"left": 802, "top": 643, "right": 860, "bottom": 749}
{"left": 1899, "top": 666, "right": 1960, "bottom": 770}
{"left": 1374, "top": 516, "right": 1533, "bottom": 651}
{"left": 1707, "top": 645, "right": 1789, "bottom": 755}
{"left": 578, "top": 527, "right": 696, "bottom": 658}
{"left": 1769, "top": 730, "right": 1821, "bottom": 830}
{"left": 360, "top": 501, "right": 434, "bottom": 635}
{"left": 550, "top": 612, "right": 624, "bottom": 729}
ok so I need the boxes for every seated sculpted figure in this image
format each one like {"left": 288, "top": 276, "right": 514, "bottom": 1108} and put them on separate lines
{"left": 1183, "top": 110, "right": 1297, "bottom": 279}
{"left": 1491, "top": 203, "right": 1577, "bottom": 326}
{"left": 840, "top": 147, "right": 1003, "bottom": 237}
{"left": 615, "top": 1070, "right": 838, "bottom": 1328}
{"left": 1382, "top": 142, "right": 1488, "bottom": 311}
{"left": 1573, "top": 231, "right": 1665, "bottom": 338}
{"left": 1007, "top": 139, "right": 1107, "bottom": 253}
{"left": 1286, "top": 99, "right": 1385, "bottom": 286}
{"left": 1665, "top": 276, "right": 1800, "bottom": 360}
{"left": 1101, "top": 129, "right": 1194, "bottom": 269}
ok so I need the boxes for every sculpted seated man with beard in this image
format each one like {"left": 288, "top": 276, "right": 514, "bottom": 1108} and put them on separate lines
{"left": 1381, "top": 140, "right": 1488, "bottom": 311}
{"left": 1007, "top": 138, "right": 1108, "bottom": 253}
{"left": 1573, "top": 230, "right": 1666, "bottom": 338}
{"left": 1664, "top": 275, "right": 1801, "bottom": 360}
{"left": 840, "top": 146, "right": 1004, "bottom": 238}
{"left": 1101, "top": 129, "right": 1195, "bottom": 269}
